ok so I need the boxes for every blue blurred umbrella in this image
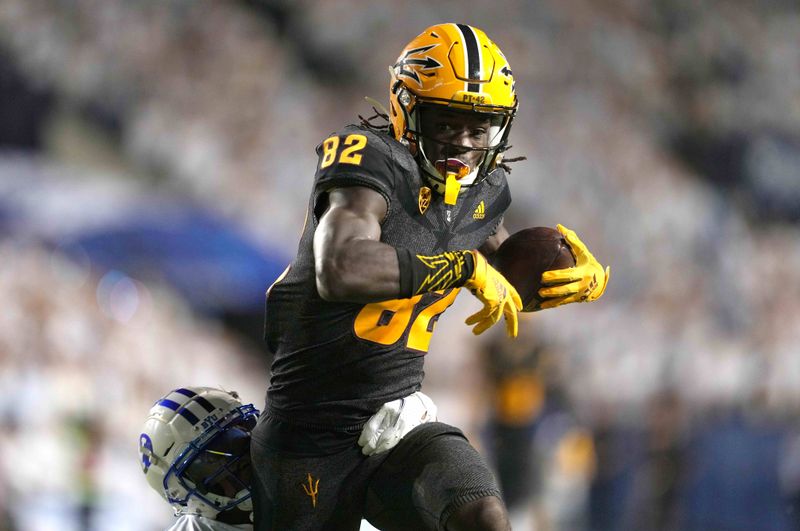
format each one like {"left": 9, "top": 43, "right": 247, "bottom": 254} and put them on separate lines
{"left": 57, "top": 204, "right": 289, "bottom": 315}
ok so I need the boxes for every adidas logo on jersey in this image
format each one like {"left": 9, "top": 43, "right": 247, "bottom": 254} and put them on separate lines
{"left": 473, "top": 201, "right": 486, "bottom": 220}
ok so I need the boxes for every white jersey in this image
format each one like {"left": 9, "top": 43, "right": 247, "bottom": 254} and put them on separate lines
{"left": 165, "top": 514, "right": 251, "bottom": 531}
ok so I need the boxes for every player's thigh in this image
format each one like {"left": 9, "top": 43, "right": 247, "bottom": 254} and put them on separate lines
{"left": 250, "top": 437, "right": 367, "bottom": 531}
{"left": 364, "top": 422, "right": 503, "bottom": 531}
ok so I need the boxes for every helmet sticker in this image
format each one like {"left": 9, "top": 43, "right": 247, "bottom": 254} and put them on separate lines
{"left": 140, "top": 432, "right": 154, "bottom": 473}
{"left": 394, "top": 44, "right": 442, "bottom": 87}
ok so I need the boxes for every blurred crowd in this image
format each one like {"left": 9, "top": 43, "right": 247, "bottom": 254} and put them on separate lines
{"left": 1, "top": 0, "right": 799, "bottom": 529}
{"left": 0, "top": 233, "right": 267, "bottom": 529}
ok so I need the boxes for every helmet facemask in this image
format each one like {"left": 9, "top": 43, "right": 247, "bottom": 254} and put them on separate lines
{"left": 182, "top": 422, "right": 253, "bottom": 501}
{"left": 163, "top": 404, "right": 258, "bottom": 516}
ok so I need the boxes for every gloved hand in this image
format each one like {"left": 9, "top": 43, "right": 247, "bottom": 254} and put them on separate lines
{"left": 358, "top": 391, "right": 438, "bottom": 456}
{"left": 464, "top": 251, "right": 522, "bottom": 337}
{"left": 538, "top": 224, "right": 610, "bottom": 310}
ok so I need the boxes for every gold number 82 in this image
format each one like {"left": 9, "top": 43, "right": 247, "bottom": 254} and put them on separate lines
{"left": 320, "top": 134, "right": 367, "bottom": 169}
{"left": 353, "top": 289, "right": 459, "bottom": 353}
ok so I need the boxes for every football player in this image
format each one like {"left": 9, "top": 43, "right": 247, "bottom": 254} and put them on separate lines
{"left": 140, "top": 387, "right": 435, "bottom": 530}
{"left": 254, "top": 23, "right": 609, "bottom": 530}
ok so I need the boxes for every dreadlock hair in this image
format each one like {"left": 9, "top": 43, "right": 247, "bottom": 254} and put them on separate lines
{"left": 498, "top": 154, "right": 527, "bottom": 173}
{"left": 358, "top": 107, "right": 391, "bottom": 133}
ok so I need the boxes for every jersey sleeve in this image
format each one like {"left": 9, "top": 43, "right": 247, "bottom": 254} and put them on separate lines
{"left": 313, "top": 127, "right": 398, "bottom": 206}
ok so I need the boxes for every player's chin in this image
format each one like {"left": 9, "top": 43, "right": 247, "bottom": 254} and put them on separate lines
{"left": 461, "top": 155, "right": 483, "bottom": 171}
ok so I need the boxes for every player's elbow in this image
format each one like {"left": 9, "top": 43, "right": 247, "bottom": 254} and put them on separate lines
{"left": 316, "top": 274, "right": 342, "bottom": 301}
{"left": 315, "top": 255, "right": 353, "bottom": 301}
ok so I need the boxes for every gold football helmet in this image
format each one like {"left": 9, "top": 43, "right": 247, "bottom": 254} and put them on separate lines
{"left": 389, "top": 23, "right": 518, "bottom": 203}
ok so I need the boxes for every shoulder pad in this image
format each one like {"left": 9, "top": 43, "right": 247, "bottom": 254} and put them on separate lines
{"left": 486, "top": 167, "right": 508, "bottom": 187}
{"left": 314, "top": 126, "right": 403, "bottom": 200}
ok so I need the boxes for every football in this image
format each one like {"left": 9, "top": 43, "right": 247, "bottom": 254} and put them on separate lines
{"left": 491, "top": 227, "right": 576, "bottom": 312}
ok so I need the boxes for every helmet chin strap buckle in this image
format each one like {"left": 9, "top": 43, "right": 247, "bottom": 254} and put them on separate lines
{"left": 436, "top": 159, "right": 469, "bottom": 205}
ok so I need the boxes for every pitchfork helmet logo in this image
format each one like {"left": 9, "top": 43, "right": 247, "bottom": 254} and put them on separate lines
{"left": 393, "top": 44, "right": 443, "bottom": 87}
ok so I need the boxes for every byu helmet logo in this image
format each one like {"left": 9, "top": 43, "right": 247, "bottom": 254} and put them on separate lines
{"left": 140, "top": 433, "right": 154, "bottom": 472}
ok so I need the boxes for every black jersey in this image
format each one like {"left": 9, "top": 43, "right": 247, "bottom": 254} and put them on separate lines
{"left": 264, "top": 124, "right": 511, "bottom": 432}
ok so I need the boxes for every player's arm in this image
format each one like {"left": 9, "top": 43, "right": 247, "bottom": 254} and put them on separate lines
{"left": 314, "top": 186, "right": 399, "bottom": 303}
{"left": 314, "top": 186, "right": 521, "bottom": 336}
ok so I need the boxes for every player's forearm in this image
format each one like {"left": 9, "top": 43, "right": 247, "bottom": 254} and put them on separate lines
{"left": 317, "top": 241, "right": 480, "bottom": 302}
{"left": 395, "top": 248, "right": 476, "bottom": 297}
{"left": 315, "top": 238, "right": 403, "bottom": 303}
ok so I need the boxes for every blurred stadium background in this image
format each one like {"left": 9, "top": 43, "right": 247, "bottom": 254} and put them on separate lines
{"left": 1, "top": 0, "right": 799, "bottom": 529}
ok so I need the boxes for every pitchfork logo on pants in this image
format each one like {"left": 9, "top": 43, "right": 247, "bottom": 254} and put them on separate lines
{"left": 302, "top": 473, "right": 320, "bottom": 508}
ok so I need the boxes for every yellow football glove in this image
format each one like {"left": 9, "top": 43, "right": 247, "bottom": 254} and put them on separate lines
{"left": 464, "top": 251, "right": 523, "bottom": 337}
{"left": 538, "top": 224, "right": 610, "bottom": 310}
